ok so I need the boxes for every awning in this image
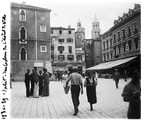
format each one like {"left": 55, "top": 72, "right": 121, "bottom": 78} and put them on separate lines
{"left": 86, "top": 56, "right": 137, "bottom": 71}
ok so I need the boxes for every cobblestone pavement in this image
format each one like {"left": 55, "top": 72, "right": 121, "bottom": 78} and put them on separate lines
{"left": 10, "top": 78, "right": 129, "bottom": 119}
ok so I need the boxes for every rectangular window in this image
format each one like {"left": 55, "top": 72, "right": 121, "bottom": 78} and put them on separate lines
{"left": 122, "top": 29, "right": 126, "bottom": 38}
{"left": 110, "top": 39, "right": 112, "bottom": 48}
{"left": 67, "top": 38, "right": 73, "bottom": 43}
{"left": 118, "top": 32, "right": 120, "bottom": 40}
{"left": 106, "top": 41, "right": 109, "bottom": 49}
{"left": 113, "top": 34, "right": 116, "bottom": 42}
{"left": 40, "top": 25, "right": 46, "bottom": 32}
{"left": 103, "top": 41, "right": 105, "bottom": 51}
{"left": 40, "top": 46, "right": 47, "bottom": 52}
{"left": 19, "top": 9, "right": 26, "bottom": 21}
{"left": 77, "top": 55, "right": 82, "bottom": 61}
{"left": 59, "top": 30, "right": 62, "bottom": 34}
{"left": 107, "top": 53, "right": 109, "bottom": 60}
{"left": 68, "top": 46, "right": 72, "bottom": 53}
{"left": 58, "top": 55, "right": 65, "bottom": 61}
{"left": 58, "top": 39, "right": 64, "bottom": 43}
{"left": 58, "top": 46, "right": 64, "bottom": 54}
{"left": 67, "top": 55, "right": 74, "bottom": 61}
{"left": 68, "top": 30, "right": 71, "bottom": 34}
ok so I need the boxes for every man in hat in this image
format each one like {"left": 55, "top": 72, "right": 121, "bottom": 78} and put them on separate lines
{"left": 113, "top": 69, "right": 120, "bottom": 89}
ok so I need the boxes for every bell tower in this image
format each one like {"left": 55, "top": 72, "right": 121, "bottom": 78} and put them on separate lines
{"left": 91, "top": 15, "right": 101, "bottom": 39}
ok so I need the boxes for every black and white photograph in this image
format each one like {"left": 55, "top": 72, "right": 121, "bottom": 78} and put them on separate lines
{"left": 0, "top": 0, "right": 140, "bottom": 119}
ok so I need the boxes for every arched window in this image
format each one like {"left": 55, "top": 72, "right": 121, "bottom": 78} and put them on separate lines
{"left": 19, "top": 9, "right": 26, "bottom": 21}
{"left": 20, "top": 27, "right": 25, "bottom": 39}
{"left": 19, "top": 26, "right": 27, "bottom": 40}
{"left": 19, "top": 47, "right": 27, "bottom": 61}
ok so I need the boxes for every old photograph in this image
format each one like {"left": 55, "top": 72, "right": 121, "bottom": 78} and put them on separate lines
{"left": 0, "top": 0, "right": 140, "bottom": 119}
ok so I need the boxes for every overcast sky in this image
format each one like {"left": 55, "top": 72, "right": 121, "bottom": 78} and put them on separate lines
{"left": 1, "top": 0, "right": 141, "bottom": 38}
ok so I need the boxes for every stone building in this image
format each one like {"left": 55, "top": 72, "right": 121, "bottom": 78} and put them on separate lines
{"left": 91, "top": 37, "right": 102, "bottom": 66}
{"left": 92, "top": 15, "right": 101, "bottom": 39}
{"left": 93, "top": 4, "right": 141, "bottom": 74}
{"left": 11, "top": 2, "right": 51, "bottom": 80}
{"left": 85, "top": 16, "right": 102, "bottom": 68}
{"left": 50, "top": 26, "right": 76, "bottom": 71}
{"left": 50, "top": 20, "right": 86, "bottom": 73}
{"left": 101, "top": 30, "right": 113, "bottom": 62}
{"left": 111, "top": 4, "right": 140, "bottom": 61}
{"left": 75, "top": 20, "right": 85, "bottom": 72}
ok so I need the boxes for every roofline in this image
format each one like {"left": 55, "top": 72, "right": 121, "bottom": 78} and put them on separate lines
{"left": 51, "top": 27, "right": 75, "bottom": 30}
{"left": 11, "top": 2, "right": 51, "bottom": 12}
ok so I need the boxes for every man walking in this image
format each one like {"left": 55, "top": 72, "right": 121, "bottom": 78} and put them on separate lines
{"left": 113, "top": 69, "right": 120, "bottom": 89}
{"left": 65, "top": 68, "right": 83, "bottom": 116}
{"left": 24, "top": 69, "right": 31, "bottom": 97}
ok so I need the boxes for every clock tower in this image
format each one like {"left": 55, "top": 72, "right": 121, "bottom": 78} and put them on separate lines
{"left": 92, "top": 15, "right": 101, "bottom": 39}
{"left": 75, "top": 19, "right": 85, "bottom": 72}
{"left": 75, "top": 19, "right": 85, "bottom": 48}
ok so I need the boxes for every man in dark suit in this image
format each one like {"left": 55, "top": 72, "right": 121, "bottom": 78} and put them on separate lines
{"left": 113, "top": 69, "right": 120, "bottom": 89}
{"left": 24, "top": 69, "right": 31, "bottom": 97}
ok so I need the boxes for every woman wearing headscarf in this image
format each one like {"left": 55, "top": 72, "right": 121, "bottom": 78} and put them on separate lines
{"left": 84, "top": 71, "right": 98, "bottom": 111}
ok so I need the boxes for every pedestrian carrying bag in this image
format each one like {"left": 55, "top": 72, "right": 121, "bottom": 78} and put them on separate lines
{"left": 64, "top": 85, "right": 70, "bottom": 94}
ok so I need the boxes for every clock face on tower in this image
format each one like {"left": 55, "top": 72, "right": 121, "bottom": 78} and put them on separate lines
{"left": 77, "top": 34, "right": 82, "bottom": 39}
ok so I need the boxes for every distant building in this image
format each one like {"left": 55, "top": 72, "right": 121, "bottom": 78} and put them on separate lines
{"left": 85, "top": 16, "right": 102, "bottom": 68}
{"left": 101, "top": 30, "right": 113, "bottom": 62}
{"left": 91, "top": 15, "right": 101, "bottom": 39}
{"left": 91, "top": 37, "right": 102, "bottom": 66}
{"left": 50, "top": 26, "right": 76, "bottom": 71}
{"left": 11, "top": 2, "right": 51, "bottom": 80}
{"left": 50, "top": 20, "right": 86, "bottom": 73}
{"left": 75, "top": 20, "right": 85, "bottom": 72}
{"left": 84, "top": 39, "right": 92, "bottom": 68}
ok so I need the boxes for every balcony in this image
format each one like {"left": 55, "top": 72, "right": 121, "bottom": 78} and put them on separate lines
{"left": 19, "top": 39, "right": 27, "bottom": 44}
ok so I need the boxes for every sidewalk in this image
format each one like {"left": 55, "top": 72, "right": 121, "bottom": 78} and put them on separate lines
{"left": 10, "top": 78, "right": 129, "bottom": 119}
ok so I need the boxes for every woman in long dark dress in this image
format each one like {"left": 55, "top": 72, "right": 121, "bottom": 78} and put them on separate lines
{"left": 42, "top": 68, "right": 50, "bottom": 96}
{"left": 84, "top": 71, "right": 98, "bottom": 111}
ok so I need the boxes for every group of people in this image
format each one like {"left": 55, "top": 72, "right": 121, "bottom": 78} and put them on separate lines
{"left": 24, "top": 67, "right": 51, "bottom": 98}
{"left": 65, "top": 69, "right": 98, "bottom": 116}
{"left": 24, "top": 66, "right": 140, "bottom": 119}
{"left": 65, "top": 67, "right": 140, "bottom": 119}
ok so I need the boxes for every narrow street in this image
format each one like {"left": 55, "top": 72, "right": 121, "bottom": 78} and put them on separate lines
{"left": 10, "top": 78, "right": 129, "bottom": 119}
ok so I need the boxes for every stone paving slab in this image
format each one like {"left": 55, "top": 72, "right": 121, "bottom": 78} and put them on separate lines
{"left": 10, "top": 78, "right": 129, "bottom": 119}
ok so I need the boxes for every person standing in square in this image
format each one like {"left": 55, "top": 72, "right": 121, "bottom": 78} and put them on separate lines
{"left": 24, "top": 69, "right": 31, "bottom": 97}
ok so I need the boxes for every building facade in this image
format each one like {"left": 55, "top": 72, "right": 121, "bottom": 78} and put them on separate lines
{"left": 100, "top": 4, "right": 140, "bottom": 74}
{"left": 85, "top": 16, "right": 102, "bottom": 68}
{"left": 50, "top": 20, "right": 86, "bottom": 73}
{"left": 91, "top": 37, "right": 102, "bottom": 66}
{"left": 111, "top": 4, "right": 140, "bottom": 60}
{"left": 11, "top": 2, "right": 51, "bottom": 80}
{"left": 101, "top": 30, "right": 113, "bottom": 62}
{"left": 50, "top": 26, "right": 76, "bottom": 71}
